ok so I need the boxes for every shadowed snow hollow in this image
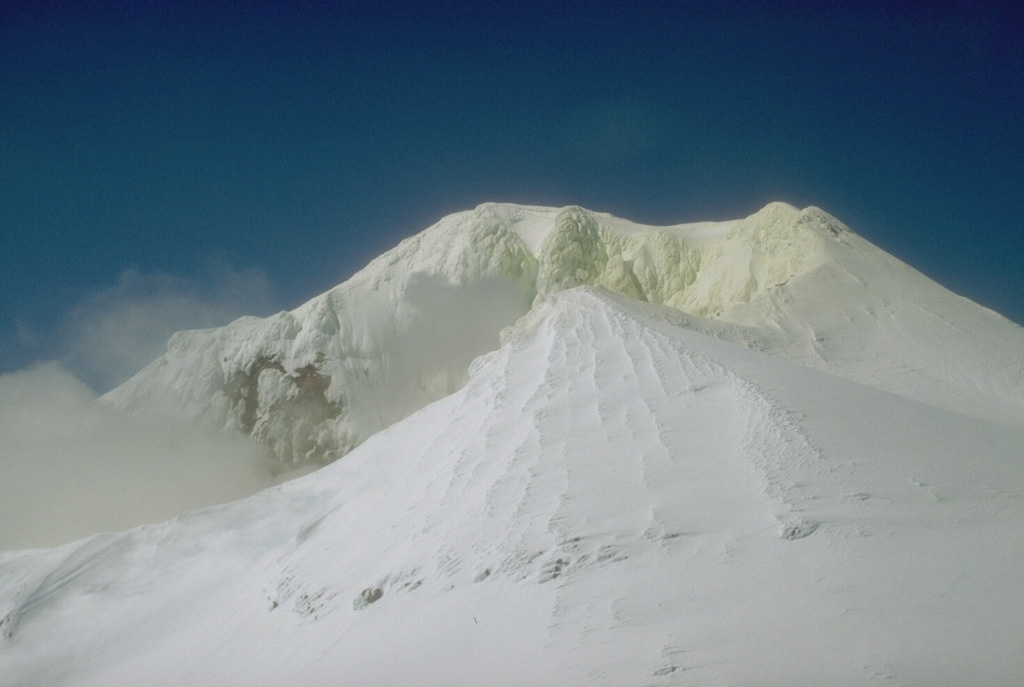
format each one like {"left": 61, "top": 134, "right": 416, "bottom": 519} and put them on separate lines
{"left": 103, "top": 202, "right": 1024, "bottom": 467}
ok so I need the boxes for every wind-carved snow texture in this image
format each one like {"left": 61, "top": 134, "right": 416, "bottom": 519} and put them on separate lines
{"left": 102, "top": 202, "right": 1024, "bottom": 468}
{"left": 5, "top": 287, "right": 1024, "bottom": 686}
{"left": 6, "top": 291, "right": 786, "bottom": 682}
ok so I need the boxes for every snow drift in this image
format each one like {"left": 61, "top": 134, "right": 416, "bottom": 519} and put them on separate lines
{"left": 2, "top": 202, "right": 1024, "bottom": 685}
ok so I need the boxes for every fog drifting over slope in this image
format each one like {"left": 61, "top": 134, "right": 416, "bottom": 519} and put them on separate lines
{"left": 60, "top": 263, "right": 278, "bottom": 393}
{"left": 0, "top": 365, "right": 276, "bottom": 551}
{"left": 0, "top": 261, "right": 286, "bottom": 550}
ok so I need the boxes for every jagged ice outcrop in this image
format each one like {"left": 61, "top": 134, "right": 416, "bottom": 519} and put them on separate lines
{"left": 103, "top": 202, "right": 1024, "bottom": 466}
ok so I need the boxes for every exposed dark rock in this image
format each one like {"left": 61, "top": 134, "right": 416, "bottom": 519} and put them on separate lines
{"left": 353, "top": 586, "right": 383, "bottom": 610}
{"left": 223, "top": 353, "right": 345, "bottom": 465}
{"left": 224, "top": 355, "right": 286, "bottom": 435}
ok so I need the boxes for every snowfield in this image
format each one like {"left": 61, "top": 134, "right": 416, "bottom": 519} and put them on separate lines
{"left": 2, "top": 203, "right": 1023, "bottom": 685}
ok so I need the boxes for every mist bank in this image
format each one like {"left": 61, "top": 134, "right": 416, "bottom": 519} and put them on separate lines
{"left": 0, "top": 363, "right": 278, "bottom": 551}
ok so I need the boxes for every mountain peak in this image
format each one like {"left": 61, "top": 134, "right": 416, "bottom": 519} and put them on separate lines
{"left": 103, "top": 203, "right": 1024, "bottom": 467}
{"left": 5, "top": 203, "right": 1024, "bottom": 685}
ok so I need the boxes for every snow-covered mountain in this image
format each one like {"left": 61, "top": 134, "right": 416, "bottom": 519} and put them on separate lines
{"left": 104, "top": 202, "right": 1024, "bottom": 468}
{"left": 3, "top": 203, "right": 1024, "bottom": 685}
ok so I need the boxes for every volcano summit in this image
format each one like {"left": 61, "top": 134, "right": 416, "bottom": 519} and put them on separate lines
{"left": 3, "top": 203, "right": 1023, "bottom": 686}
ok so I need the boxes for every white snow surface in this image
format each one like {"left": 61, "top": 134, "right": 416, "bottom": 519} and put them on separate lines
{"left": 102, "top": 202, "right": 1024, "bottom": 466}
{"left": 3, "top": 203, "right": 1024, "bottom": 685}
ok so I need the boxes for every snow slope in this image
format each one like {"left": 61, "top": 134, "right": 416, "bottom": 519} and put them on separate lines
{"left": 103, "top": 203, "right": 1024, "bottom": 469}
{"left": 3, "top": 287, "right": 1023, "bottom": 686}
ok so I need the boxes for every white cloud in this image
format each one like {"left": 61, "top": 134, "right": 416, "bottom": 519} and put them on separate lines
{"left": 60, "top": 262, "right": 278, "bottom": 392}
{"left": 0, "top": 363, "right": 277, "bottom": 551}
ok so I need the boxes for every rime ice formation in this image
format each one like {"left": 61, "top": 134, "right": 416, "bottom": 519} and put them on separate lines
{"left": 103, "top": 202, "right": 1024, "bottom": 467}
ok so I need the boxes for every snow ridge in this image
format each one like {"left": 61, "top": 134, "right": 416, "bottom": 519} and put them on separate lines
{"left": 0, "top": 290, "right": 813, "bottom": 683}
{"left": 104, "top": 202, "right": 1024, "bottom": 468}
{"left": 5, "top": 287, "right": 1024, "bottom": 685}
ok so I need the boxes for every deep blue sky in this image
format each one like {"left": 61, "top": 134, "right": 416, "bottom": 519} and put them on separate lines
{"left": 2, "top": 1, "right": 1022, "bottom": 390}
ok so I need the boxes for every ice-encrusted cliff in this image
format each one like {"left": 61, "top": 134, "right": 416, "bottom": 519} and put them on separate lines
{"left": 103, "top": 202, "right": 1024, "bottom": 466}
